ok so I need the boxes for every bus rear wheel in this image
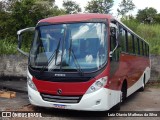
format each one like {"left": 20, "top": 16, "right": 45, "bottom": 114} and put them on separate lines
{"left": 121, "top": 82, "right": 127, "bottom": 102}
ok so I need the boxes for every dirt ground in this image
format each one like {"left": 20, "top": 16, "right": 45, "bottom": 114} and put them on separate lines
{"left": 0, "top": 84, "right": 160, "bottom": 120}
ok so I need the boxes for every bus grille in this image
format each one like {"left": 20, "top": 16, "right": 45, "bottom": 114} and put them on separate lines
{"left": 40, "top": 93, "right": 82, "bottom": 104}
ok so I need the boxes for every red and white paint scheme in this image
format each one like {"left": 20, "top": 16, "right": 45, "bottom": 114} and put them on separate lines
{"left": 17, "top": 14, "right": 150, "bottom": 111}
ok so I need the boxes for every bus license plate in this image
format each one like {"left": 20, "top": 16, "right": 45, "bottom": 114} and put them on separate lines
{"left": 53, "top": 104, "right": 66, "bottom": 109}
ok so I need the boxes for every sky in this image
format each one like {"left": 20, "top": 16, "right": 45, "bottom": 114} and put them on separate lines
{"left": 55, "top": 0, "right": 160, "bottom": 17}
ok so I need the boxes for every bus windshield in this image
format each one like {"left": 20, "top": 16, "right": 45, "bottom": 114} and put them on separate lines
{"left": 29, "top": 22, "right": 108, "bottom": 72}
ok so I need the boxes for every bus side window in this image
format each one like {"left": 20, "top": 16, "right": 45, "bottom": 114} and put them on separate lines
{"left": 142, "top": 41, "right": 144, "bottom": 56}
{"left": 128, "top": 32, "right": 133, "bottom": 54}
{"left": 137, "top": 38, "right": 140, "bottom": 55}
{"left": 144, "top": 43, "right": 147, "bottom": 56}
{"left": 147, "top": 45, "right": 149, "bottom": 57}
{"left": 132, "top": 35, "right": 135, "bottom": 54}
{"left": 146, "top": 44, "right": 149, "bottom": 57}
{"left": 110, "top": 27, "right": 116, "bottom": 51}
{"left": 134, "top": 38, "right": 139, "bottom": 55}
{"left": 140, "top": 41, "right": 144, "bottom": 56}
{"left": 119, "top": 27, "right": 126, "bottom": 52}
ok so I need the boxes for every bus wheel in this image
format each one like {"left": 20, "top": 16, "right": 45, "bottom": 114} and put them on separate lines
{"left": 113, "top": 81, "right": 127, "bottom": 110}
{"left": 121, "top": 81, "right": 127, "bottom": 102}
{"left": 139, "top": 74, "right": 145, "bottom": 92}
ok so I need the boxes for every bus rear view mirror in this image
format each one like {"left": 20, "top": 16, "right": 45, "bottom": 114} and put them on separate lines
{"left": 110, "top": 27, "right": 116, "bottom": 38}
{"left": 17, "top": 27, "right": 35, "bottom": 57}
{"left": 109, "top": 22, "right": 119, "bottom": 58}
{"left": 110, "top": 23, "right": 118, "bottom": 39}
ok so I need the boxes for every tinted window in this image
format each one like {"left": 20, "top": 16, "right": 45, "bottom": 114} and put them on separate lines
{"left": 139, "top": 40, "right": 143, "bottom": 55}
{"left": 132, "top": 35, "right": 135, "bottom": 54}
{"left": 142, "top": 41, "right": 144, "bottom": 56}
{"left": 135, "top": 38, "right": 139, "bottom": 55}
{"left": 119, "top": 27, "right": 126, "bottom": 52}
{"left": 110, "top": 33, "right": 116, "bottom": 51}
{"left": 146, "top": 45, "right": 149, "bottom": 57}
{"left": 128, "top": 32, "right": 133, "bottom": 53}
{"left": 143, "top": 42, "right": 147, "bottom": 56}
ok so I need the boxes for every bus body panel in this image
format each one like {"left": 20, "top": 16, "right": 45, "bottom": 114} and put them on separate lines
{"left": 127, "top": 66, "right": 150, "bottom": 96}
{"left": 32, "top": 65, "right": 111, "bottom": 95}
{"left": 28, "top": 80, "right": 120, "bottom": 111}
{"left": 119, "top": 53, "right": 150, "bottom": 89}
{"left": 32, "top": 77, "right": 95, "bottom": 95}
{"left": 28, "top": 65, "right": 150, "bottom": 111}
{"left": 108, "top": 52, "right": 150, "bottom": 92}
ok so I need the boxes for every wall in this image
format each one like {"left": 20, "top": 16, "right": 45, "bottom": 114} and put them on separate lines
{"left": 0, "top": 54, "right": 159, "bottom": 81}
{"left": 0, "top": 54, "right": 28, "bottom": 77}
{"left": 150, "top": 55, "right": 160, "bottom": 81}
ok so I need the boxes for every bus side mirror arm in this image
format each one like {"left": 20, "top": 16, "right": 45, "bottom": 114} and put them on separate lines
{"left": 17, "top": 27, "right": 35, "bottom": 57}
{"left": 17, "top": 48, "right": 29, "bottom": 57}
{"left": 109, "top": 41, "right": 119, "bottom": 58}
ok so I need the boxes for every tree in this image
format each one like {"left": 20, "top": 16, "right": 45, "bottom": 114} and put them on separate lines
{"left": 117, "top": 0, "right": 135, "bottom": 17}
{"left": 0, "top": 0, "right": 10, "bottom": 12}
{"left": 154, "top": 13, "right": 160, "bottom": 23}
{"left": 0, "top": 0, "right": 66, "bottom": 42}
{"left": 85, "top": 0, "right": 114, "bottom": 14}
{"left": 0, "top": 1, "right": 3, "bottom": 11}
{"left": 136, "top": 7, "right": 157, "bottom": 24}
{"left": 63, "top": 0, "right": 81, "bottom": 14}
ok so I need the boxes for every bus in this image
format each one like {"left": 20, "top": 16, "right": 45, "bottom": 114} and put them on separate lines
{"left": 17, "top": 14, "right": 151, "bottom": 111}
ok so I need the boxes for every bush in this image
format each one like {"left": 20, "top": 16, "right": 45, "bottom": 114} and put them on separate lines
{"left": 122, "top": 19, "right": 139, "bottom": 32}
{"left": 0, "top": 39, "right": 17, "bottom": 55}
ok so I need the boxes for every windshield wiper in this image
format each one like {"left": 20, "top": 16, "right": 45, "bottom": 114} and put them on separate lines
{"left": 54, "top": 39, "right": 60, "bottom": 65}
{"left": 40, "top": 39, "right": 61, "bottom": 73}
{"left": 68, "top": 39, "right": 84, "bottom": 76}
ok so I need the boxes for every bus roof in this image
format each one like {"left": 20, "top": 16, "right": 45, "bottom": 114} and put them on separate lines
{"left": 38, "top": 13, "right": 113, "bottom": 23}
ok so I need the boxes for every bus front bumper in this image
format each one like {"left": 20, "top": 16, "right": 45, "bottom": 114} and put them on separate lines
{"left": 28, "top": 85, "right": 120, "bottom": 111}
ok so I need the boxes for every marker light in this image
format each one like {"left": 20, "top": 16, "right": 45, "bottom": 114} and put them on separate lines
{"left": 90, "top": 86, "right": 96, "bottom": 91}
{"left": 86, "top": 76, "right": 108, "bottom": 94}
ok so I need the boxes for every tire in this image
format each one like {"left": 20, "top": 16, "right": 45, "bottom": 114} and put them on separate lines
{"left": 139, "top": 75, "right": 145, "bottom": 92}
{"left": 113, "top": 102, "right": 121, "bottom": 110}
{"left": 121, "top": 82, "right": 127, "bottom": 102}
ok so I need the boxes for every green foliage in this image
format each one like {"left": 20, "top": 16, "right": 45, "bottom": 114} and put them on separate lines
{"left": 0, "top": 0, "right": 57, "bottom": 40}
{"left": 117, "top": 0, "right": 135, "bottom": 17}
{"left": 0, "top": 39, "right": 17, "bottom": 55}
{"left": 121, "top": 17, "right": 139, "bottom": 32}
{"left": 0, "top": 1, "right": 4, "bottom": 11}
{"left": 154, "top": 13, "right": 160, "bottom": 23}
{"left": 122, "top": 19, "right": 160, "bottom": 55}
{"left": 137, "top": 24, "right": 160, "bottom": 54}
{"left": 63, "top": 0, "right": 81, "bottom": 14}
{"left": 0, "top": 0, "right": 66, "bottom": 55}
{"left": 136, "top": 7, "right": 157, "bottom": 24}
{"left": 85, "top": 0, "right": 114, "bottom": 14}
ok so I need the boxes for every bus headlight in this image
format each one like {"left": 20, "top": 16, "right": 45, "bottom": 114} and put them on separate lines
{"left": 27, "top": 76, "right": 37, "bottom": 91}
{"left": 86, "top": 76, "right": 108, "bottom": 94}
